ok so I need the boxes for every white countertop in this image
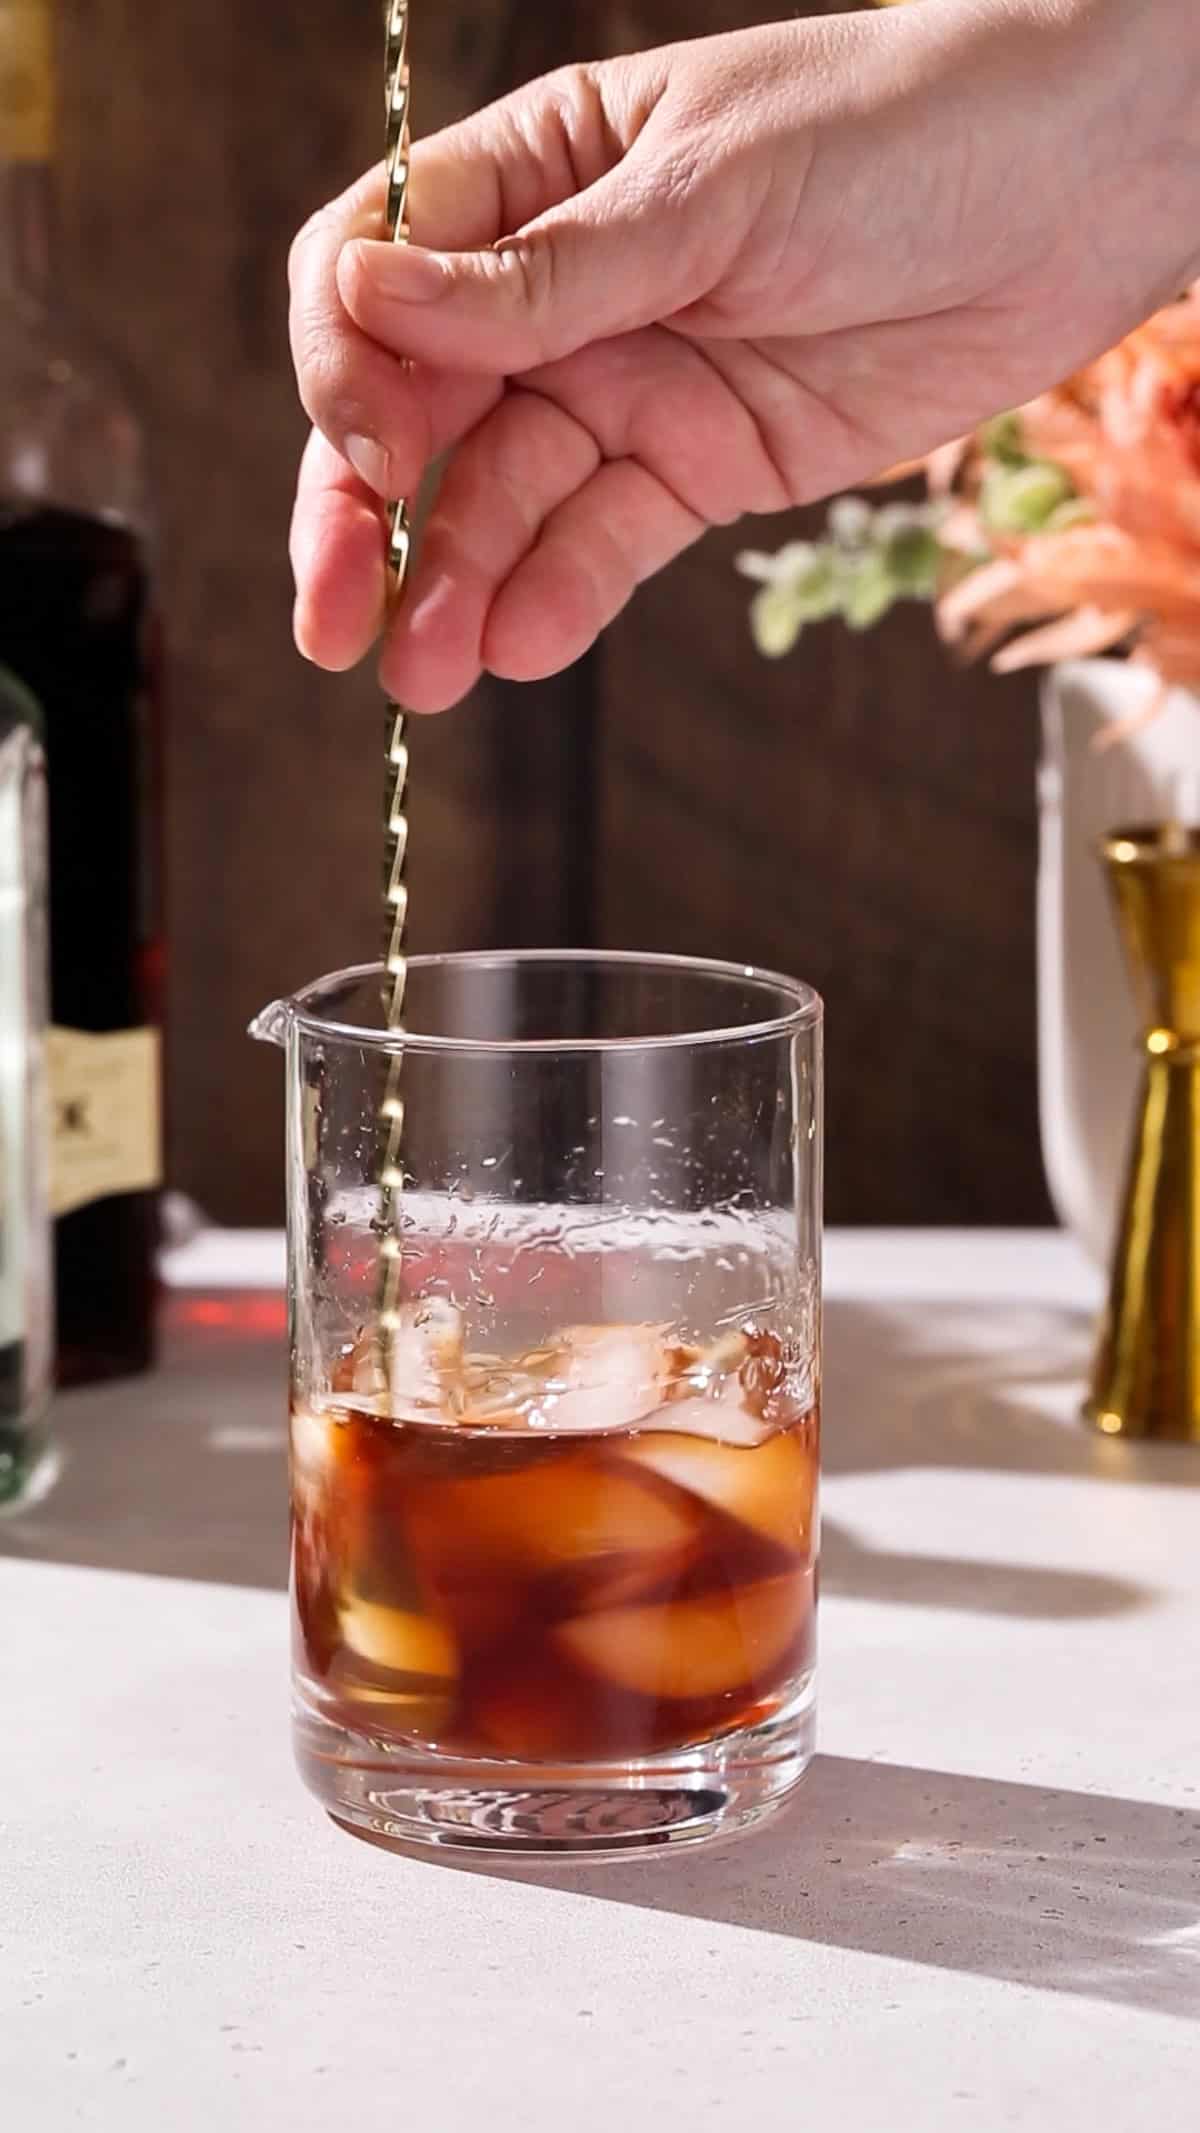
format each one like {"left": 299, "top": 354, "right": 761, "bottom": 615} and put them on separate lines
{"left": 3, "top": 1229, "right": 1198, "bottom": 2129}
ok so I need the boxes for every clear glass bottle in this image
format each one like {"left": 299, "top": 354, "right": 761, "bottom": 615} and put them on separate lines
{"left": 0, "top": 0, "right": 164, "bottom": 1386}
{"left": 0, "top": 660, "right": 52, "bottom": 1507}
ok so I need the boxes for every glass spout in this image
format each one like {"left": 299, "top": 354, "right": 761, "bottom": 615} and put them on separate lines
{"left": 249, "top": 998, "right": 291, "bottom": 1048}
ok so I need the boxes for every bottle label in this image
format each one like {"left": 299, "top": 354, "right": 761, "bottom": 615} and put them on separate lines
{"left": 46, "top": 1026, "right": 162, "bottom": 1219}
{"left": 0, "top": 1, "right": 55, "bottom": 164}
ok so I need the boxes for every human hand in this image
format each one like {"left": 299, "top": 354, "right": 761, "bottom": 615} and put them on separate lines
{"left": 288, "top": 0, "right": 1200, "bottom": 711}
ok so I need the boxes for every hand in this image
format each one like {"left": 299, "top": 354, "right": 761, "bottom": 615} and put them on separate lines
{"left": 288, "top": 0, "right": 1200, "bottom": 711}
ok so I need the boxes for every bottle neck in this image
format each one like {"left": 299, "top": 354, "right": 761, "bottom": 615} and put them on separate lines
{"left": 0, "top": 1, "right": 57, "bottom": 305}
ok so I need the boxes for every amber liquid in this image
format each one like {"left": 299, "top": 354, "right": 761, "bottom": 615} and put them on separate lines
{"left": 0, "top": 504, "right": 163, "bottom": 1383}
{"left": 293, "top": 1393, "right": 818, "bottom": 1765}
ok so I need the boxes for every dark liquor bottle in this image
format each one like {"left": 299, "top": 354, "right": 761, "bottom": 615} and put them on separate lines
{"left": 0, "top": 0, "right": 163, "bottom": 1385}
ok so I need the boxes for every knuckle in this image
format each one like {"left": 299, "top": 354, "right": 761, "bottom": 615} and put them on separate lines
{"left": 540, "top": 60, "right": 592, "bottom": 110}
{"left": 288, "top": 166, "right": 385, "bottom": 292}
{"left": 293, "top": 333, "right": 362, "bottom": 442}
{"left": 544, "top": 61, "right": 606, "bottom": 141}
{"left": 653, "top": 137, "right": 708, "bottom": 215}
{"left": 287, "top": 200, "right": 338, "bottom": 292}
{"left": 491, "top": 235, "right": 556, "bottom": 335}
{"left": 333, "top": 234, "right": 369, "bottom": 315}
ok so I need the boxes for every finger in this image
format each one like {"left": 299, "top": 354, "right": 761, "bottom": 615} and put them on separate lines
{"left": 290, "top": 430, "right": 387, "bottom": 671}
{"left": 289, "top": 168, "right": 499, "bottom": 497}
{"left": 288, "top": 170, "right": 391, "bottom": 462}
{"left": 523, "top": 328, "right": 795, "bottom": 520}
{"left": 287, "top": 65, "right": 620, "bottom": 300}
{"left": 336, "top": 72, "right": 719, "bottom": 379}
{"left": 286, "top": 136, "right": 498, "bottom": 303}
{"left": 337, "top": 154, "right": 716, "bottom": 381}
{"left": 286, "top": 60, "right": 631, "bottom": 484}
{"left": 379, "top": 388, "right": 602, "bottom": 714}
{"left": 485, "top": 459, "right": 705, "bottom": 683}
{"left": 402, "top": 62, "right": 658, "bottom": 251}
{"left": 289, "top": 61, "right": 691, "bottom": 488}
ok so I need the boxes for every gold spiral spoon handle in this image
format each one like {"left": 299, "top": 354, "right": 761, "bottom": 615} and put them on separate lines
{"left": 378, "top": 0, "right": 412, "bottom": 1342}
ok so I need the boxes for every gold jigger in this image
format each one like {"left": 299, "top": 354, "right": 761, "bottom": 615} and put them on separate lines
{"left": 1085, "top": 824, "right": 1200, "bottom": 1442}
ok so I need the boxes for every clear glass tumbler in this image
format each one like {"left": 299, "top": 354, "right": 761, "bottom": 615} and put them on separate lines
{"left": 253, "top": 951, "right": 822, "bottom": 1857}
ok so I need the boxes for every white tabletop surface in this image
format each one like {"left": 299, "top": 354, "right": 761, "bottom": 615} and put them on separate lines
{"left": 3, "top": 1229, "right": 1198, "bottom": 2130}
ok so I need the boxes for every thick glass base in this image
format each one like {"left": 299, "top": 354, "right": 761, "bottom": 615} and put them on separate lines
{"left": 295, "top": 1677, "right": 815, "bottom": 1861}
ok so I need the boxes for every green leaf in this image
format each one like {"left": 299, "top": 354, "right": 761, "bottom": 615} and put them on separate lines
{"left": 828, "top": 496, "right": 873, "bottom": 548}
{"left": 841, "top": 556, "right": 899, "bottom": 631}
{"left": 884, "top": 524, "right": 942, "bottom": 596}
{"left": 1043, "top": 497, "right": 1097, "bottom": 534}
{"left": 980, "top": 461, "right": 1075, "bottom": 536}
{"left": 980, "top": 412, "right": 1026, "bottom": 467}
{"left": 750, "top": 583, "right": 808, "bottom": 658}
{"left": 791, "top": 551, "right": 842, "bottom": 621}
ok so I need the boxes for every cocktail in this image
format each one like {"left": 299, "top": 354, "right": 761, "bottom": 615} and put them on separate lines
{"left": 255, "top": 951, "right": 821, "bottom": 1855}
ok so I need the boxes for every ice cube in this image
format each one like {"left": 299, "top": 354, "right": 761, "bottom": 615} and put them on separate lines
{"left": 642, "top": 1388, "right": 771, "bottom": 1449}
{"left": 620, "top": 1425, "right": 816, "bottom": 1553}
{"left": 739, "top": 1327, "right": 793, "bottom": 1421}
{"left": 405, "top": 1452, "right": 700, "bottom": 1584}
{"left": 331, "top": 1328, "right": 388, "bottom": 1399}
{"left": 338, "top": 1596, "right": 457, "bottom": 1679}
{"left": 679, "top": 1328, "right": 749, "bottom": 1382}
{"left": 386, "top": 1297, "right": 466, "bottom": 1417}
{"left": 531, "top": 1323, "right": 678, "bottom": 1434}
{"left": 290, "top": 1405, "right": 338, "bottom": 1481}
{"left": 556, "top": 1574, "right": 806, "bottom": 1700}
{"left": 452, "top": 1357, "right": 543, "bottom": 1431}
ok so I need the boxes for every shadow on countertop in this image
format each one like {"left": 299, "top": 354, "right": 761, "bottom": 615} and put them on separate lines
{"left": 822, "top": 1294, "right": 1200, "bottom": 1488}
{"left": 0, "top": 1296, "right": 291, "bottom": 1591}
{"left": 419, "top": 1752, "right": 1200, "bottom": 2023}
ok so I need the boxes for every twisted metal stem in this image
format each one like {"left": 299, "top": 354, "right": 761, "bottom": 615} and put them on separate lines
{"left": 377, "top": 0, "right": 413, "bottom": 1339}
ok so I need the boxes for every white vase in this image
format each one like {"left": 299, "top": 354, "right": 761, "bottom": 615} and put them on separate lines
{"left": 1037, "top": 659, "right": 1200, "bottom": 1266}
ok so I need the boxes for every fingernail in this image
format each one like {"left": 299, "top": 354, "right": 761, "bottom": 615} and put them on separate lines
{"left": 405, "top": 571, "right": 456, "bottom": 638}
{"left": 344, "top": 432, "right": 391, "bottom": 495}
{"left": 348, "top": 239, "right": 450, "bottom": 304}
{"left": 293, "top": 596, "right": 315, "bottom": 661}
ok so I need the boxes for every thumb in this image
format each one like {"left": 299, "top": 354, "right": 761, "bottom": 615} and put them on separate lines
{"left": 336, "top": 167, "right": 712, "bottom": 375}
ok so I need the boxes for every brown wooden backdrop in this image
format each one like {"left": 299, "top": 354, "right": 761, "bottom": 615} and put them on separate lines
{"left": 57, "top": 0, "right": 1053, "bottom": 1228}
